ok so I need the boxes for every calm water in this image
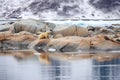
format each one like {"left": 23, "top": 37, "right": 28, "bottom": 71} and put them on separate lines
{"left": 0, "top": 51, "right": 120, "bottom": 80}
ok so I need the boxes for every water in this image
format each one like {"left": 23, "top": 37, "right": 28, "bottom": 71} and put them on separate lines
{"left": 0, "top": 51, "right": 120, "bottom": 80}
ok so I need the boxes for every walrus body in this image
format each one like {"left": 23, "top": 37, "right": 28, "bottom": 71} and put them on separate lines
{"left": 9, "top": 19, "right": 55, "bottom": 34}
{"left": 53, "top": 25, "right": 89, "bottom": 37}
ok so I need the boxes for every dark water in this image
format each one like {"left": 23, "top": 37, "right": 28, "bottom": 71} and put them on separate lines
{"left": 0, "top": 51, "right": 120, "bottom": 80}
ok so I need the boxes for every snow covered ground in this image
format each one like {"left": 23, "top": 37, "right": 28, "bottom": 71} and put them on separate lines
{"left": 0, "top": 0, "right": 120, "bottom": 19}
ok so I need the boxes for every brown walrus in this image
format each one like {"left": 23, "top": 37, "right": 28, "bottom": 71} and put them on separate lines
{"left": 29, "top": 35, "right": 120, "bottom": 53}
{"left": 0, "top": 31, "right": 36, "bottom": 41}
{"left": 0, "top": 19, "right": 56, "bottom": 42}
{"left": 0, "top": 19, "right": 90, "bottom": 41}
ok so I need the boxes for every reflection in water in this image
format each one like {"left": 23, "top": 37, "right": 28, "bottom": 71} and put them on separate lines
{"left": 93, "top": 58, "right": 120, "bottom": 80}
{"left": 0, "top": 50, "right": 120, "bottom": 80}
{"left": 40, "top": 59, "right": 71, "bottom": 80}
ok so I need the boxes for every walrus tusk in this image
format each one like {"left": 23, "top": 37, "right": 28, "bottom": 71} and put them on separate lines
{"left": 48, "top": 48, "right": 56, "bottom": 52}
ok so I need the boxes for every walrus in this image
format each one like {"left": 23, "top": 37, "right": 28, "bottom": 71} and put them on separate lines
{"left": 1, "top": 19, "right": 89, "bottom": 37}
{"left": 29, "top": 35, "right": 120, "bottom": 53}
{"left": 9, "top": 22, "right": 89, "bottom": 38}
{"left": 8, "top": 19, "right": 56, "bottom": 34}
{"left": 0, "top": 31, "right": 36, "bottom": 42}
{"left": 52, "top": 25, "right": 89, "bottom": 37}
{"left": 0, "top": 19, "right": 55, "bottom": 41}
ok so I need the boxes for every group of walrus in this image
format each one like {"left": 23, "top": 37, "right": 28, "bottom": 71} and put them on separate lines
{"left": 0, "top": 19, "right": 120, "bottom": 64}
{"left": 0, "top": 18, "right": 120, "bottom": 52}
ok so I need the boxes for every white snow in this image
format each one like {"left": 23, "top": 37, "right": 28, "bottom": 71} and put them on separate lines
{"left": 0, "top": 0, "right": 119, "bottom": 19}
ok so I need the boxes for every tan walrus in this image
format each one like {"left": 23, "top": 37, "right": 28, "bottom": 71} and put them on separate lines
{"left": 0, "top": 31, "right": 36, "bottom": 41}
{"left": 0, "top": 19, "right": 90, "bottom": 42}
{"left": 29, "top": 35, "right": 120, "bottom": 53}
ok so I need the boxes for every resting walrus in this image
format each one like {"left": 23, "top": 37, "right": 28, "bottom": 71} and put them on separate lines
{"left": 52, "top": 25, "right": 89, "bottom": 37}
{"left": 29, "top": 35, "right": 120, "bottom": 53}
{"left": 8, "top": 19, "right": 56, "bottom": 34}
{"left": 0, "top": 19, "right": 90, "bottom": 40}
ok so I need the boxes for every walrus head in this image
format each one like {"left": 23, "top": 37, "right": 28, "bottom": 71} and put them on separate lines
{"left": 45, "top": 22, "right": 56, "bottom": 31}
